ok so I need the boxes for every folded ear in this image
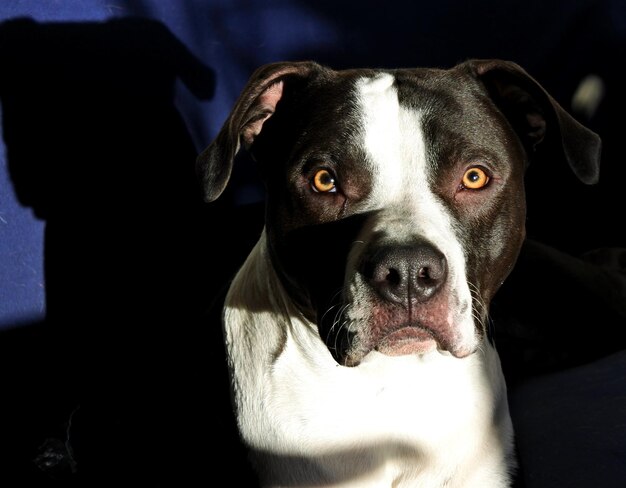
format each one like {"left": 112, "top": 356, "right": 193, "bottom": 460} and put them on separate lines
{"left": 466, "top": 59, "right": 601, "bottom": 185}
{"left": 196, "top": 61, "right": 322, "bottom": 202}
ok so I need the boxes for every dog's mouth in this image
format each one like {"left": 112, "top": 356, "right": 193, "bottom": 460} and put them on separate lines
{"left": 374, "top": 324, "right": 438, "bottom": 357}
{"left": 320, "top": 306, "right": 475, "bottom": 367}
{"left": 318, "top": 289, "right": 479, "bottom": 366}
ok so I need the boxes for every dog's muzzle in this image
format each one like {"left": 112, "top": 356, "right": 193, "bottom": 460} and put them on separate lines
{"left": 325, "top": 238, "right": 477, "bottom": 366}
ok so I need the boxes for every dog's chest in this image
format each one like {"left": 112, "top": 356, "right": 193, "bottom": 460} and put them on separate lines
{"left": 224, "top": 266, "right": 508, "bottom": 487}
{"left": 225, "top": 262, "right": 504, "bottom": 470}
{"left": 265, "top": 334, "right": 494, "bottom": 450}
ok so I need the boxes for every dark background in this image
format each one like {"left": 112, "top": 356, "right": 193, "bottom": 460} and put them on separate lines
{"left": 0, "top": 1, "right": 624, "bottom": 486}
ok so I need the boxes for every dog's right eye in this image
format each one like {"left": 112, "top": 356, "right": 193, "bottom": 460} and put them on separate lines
{"left": 311, "top": 169, "right": 337, "bottom": 193}
{"left": 461, "top": 166, "right": 490, "bottom": 190}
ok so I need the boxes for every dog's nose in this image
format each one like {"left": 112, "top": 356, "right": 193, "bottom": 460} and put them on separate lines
{"left": 362, "top": 244, "right": 447, "bottom": 306}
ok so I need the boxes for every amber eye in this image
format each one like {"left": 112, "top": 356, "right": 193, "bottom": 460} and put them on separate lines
{"left": 462, "top": 166, "right": 490, "bottom": 190}
{"left": 312, "top": 169, "right": 337, "bottom": 193}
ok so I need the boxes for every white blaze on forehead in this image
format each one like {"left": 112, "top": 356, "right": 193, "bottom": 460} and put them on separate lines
{"left": 356, "top": 73, "right": 407, "bottom": 198}
{"left": 355, "top": 72, "right": 442, "bottom": 232}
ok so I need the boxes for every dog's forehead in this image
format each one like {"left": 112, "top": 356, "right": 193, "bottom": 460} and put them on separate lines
{"left": 348, "top": 70, "right": 446, "bottom": 211}
{"left": 355, "top": 72, "right": 426, "bottom": 199}
{"left": 343, "top": 68, "right": 510, "bottom": 203}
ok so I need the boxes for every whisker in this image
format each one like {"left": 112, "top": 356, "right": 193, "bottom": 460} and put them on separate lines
{"left": 320, "top": 302, "right": 341, "bottom": 323}
{"left": 330, "top": 302, "right": 350, "bottom": 353}
{"left": 467, "top": 282, "right": 497, "bottom": 345}
{"left": 467, "top": 280, "right": 489, "bottom": 333}
{"left": 320, "top": 287, "right": 346, "bottom": 322}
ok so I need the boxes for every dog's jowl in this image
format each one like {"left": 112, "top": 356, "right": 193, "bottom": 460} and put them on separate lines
{"left": 197, "top": 59, "right": 601, "bottom": 487}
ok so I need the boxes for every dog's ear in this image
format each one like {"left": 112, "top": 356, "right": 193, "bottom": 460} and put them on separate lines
{"left": 196, "top": 61, "right": 322, "bottom": 202}
{"left": 467, "top": 59, "right": 601, "bottom": 185}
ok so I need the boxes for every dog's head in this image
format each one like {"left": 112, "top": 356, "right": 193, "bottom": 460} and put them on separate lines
{"left": 198, "top": 60, "right": 600, "bottom": 366}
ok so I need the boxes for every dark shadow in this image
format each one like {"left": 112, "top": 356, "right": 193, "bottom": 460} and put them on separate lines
{"left": 0, "top": 17, "right": 263, "bottom": 486}
{"left": 492, "top": 238, "right": 626, "bottom": 384}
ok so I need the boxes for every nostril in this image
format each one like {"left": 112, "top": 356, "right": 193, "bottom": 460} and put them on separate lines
{"left": 367, "top": 256, "right": 404, "bottom": 287}
{"left": 385, "top": 268, "right": 401, "bottom": 286}
{"left": 416, "top": 255, "right": 446, "bottom": 283}
{"left": 417, "top": 266, "right": 429, "bottom": 279}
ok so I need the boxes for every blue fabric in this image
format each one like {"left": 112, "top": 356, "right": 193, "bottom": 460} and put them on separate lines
{"left": 509, "top": 350, "right": 626, "bottom": 488}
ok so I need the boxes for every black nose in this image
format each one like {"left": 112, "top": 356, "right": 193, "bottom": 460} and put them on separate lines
{"left": 361, "top": 244, "right": 447, "bottom": 306}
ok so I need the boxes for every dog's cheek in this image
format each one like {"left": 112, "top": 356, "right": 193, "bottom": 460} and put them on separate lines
{"left": 268, "top": 214, "right": 369, "bottom": 324}
{"left": 462, "top": 195, "right": 526, "bottom": 304}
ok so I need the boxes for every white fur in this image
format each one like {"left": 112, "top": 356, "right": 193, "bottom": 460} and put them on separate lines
{"left": 221, "top": 74, "right": 515, "bottom": 487}
{"left": 224, "top": 237, "right": 514, "bottom": 487}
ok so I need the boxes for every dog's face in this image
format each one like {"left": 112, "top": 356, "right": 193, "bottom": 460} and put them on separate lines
{"left": 198, "top": 60, "right": 600, "bottom": 366}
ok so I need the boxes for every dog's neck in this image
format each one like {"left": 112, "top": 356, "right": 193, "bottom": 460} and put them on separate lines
{"left": 225, "top": 229, "right": 310, "bottom": 327}
{"left": 224, "top": 230, "right": 325, "bottom": 368}
{"left": 222, "top": 231, "right": 515, "bottom": 488}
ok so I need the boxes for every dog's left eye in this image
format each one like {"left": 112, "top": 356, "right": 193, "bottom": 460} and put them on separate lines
{"left": 311, "top": 169, "right": 337, "bottom": 193}
{"left": 461, "top": 166, "right": 490, "bottom": 190}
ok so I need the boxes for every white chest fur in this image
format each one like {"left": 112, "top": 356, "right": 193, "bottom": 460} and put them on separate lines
{"left": 222, "top": 237, "right": 514, "bottom": 488}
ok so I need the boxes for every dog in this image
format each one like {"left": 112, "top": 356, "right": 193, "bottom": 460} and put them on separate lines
{"left": 196, "top": 59, "right": 601, "bottom": 487}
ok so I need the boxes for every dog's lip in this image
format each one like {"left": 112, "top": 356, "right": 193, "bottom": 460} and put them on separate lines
{"left": 375, "top": 325, "right": 438, "bottom": 357}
